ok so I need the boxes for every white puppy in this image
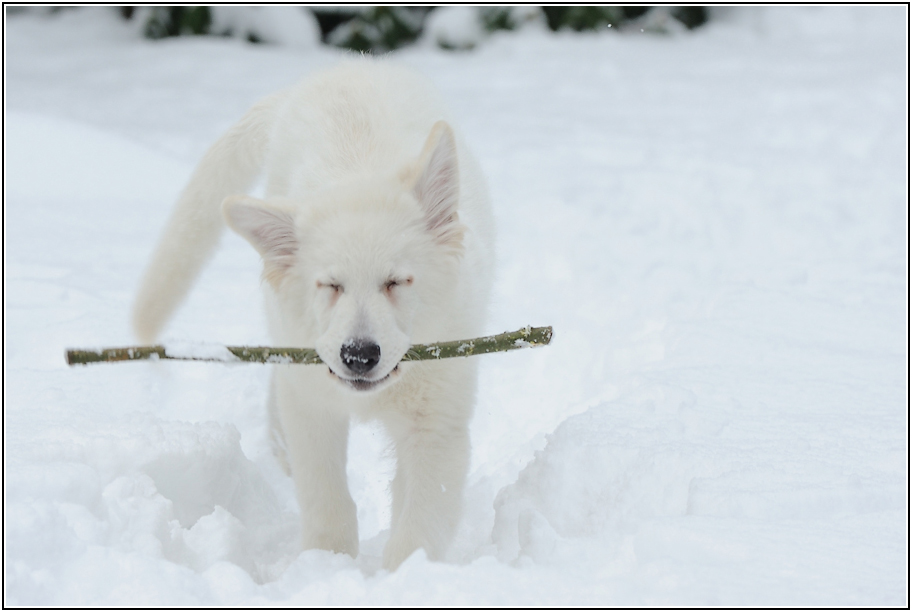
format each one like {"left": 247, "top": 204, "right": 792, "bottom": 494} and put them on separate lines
{"left": 132, "top": 58, "right": 494, "bottom": 570}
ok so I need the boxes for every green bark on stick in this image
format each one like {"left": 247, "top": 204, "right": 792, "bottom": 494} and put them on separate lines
{"left": 65, "top": 326, "right": 553, "bottom": 366}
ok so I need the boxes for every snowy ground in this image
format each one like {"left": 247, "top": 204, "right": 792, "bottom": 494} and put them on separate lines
{"left": 4, "top": 7, "right": 908, "bottom": 606}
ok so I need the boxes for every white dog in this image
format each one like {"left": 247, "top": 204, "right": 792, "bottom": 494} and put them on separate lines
{"left": 132, "top": 59, "right": 494, "bottom": 570}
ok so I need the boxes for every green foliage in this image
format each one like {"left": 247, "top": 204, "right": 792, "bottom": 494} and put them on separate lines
{"left": 326, "top": 7, "right": 430, "bottom": 53}
{"left": 542, "top": 6, "right": 626, "bottom": 31}
{"left": 670, "top": 7, "right": 708, "bottom": 30}
{"left": 129, "top": 6, "right": 710, "bottom": 49}
{"left": 309, "top": 8, "right": 361, "bottom": 42}
{"left": 478, "top": 7, "right": 544, "bottom": 33}
{"left": 479, "top": 7, "right": 516, "bottom": 32}
{"left": 143, "top": 6, "right": 212, "bottom": 40}
{"left": 541, "top": 6, "right": 707, "bottom": 32}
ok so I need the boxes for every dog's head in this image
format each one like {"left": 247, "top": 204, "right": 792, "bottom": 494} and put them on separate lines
{"left": 223, "top": 121, "right": 464, "bottom": 393}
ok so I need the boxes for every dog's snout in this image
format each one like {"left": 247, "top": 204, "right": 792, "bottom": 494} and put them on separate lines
{"left": 340, "top": 338, "right": 381, "bottom": 375}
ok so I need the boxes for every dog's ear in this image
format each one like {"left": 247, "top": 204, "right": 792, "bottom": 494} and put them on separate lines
{"left": 222, "top": 195, "right": 298, "bottom": 287}
{"left": 410, "top": 121, "right": 464, "bottom": 249}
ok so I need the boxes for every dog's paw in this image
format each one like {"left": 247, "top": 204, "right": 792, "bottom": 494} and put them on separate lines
{"left": 302, "top": 528, "right": 359, "bottom": 559}
{"left": 301, "top": 502, "right": 359, "bottom": 558}
{"left": 382, "top": 530, "right": 429, "bottom": 570}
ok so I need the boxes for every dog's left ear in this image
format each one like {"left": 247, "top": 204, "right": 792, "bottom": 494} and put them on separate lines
{"left": 409, "top": 121, "right": 464, "bottom": 249}
{"left": 222, "top": 195, "right": 298, "bottom": 287}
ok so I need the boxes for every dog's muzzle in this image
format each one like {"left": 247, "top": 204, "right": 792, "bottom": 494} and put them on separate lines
{"left": 328, "top": 363, "right": 400, "bottom": 392}
{"left": 328, "top": 337, "right": 398, "bottom": 392}
{"left": 340, "top": 337, "right": 381, "bottom": 375}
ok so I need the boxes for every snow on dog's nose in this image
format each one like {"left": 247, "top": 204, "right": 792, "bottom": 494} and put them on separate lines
{"left": 340, "top": 337, "right": 381, "bottom": 376}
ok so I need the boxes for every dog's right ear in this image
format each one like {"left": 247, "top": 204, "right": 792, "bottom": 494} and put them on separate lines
{"left": 222, "top": 195, "right": 298, "bottom": 287}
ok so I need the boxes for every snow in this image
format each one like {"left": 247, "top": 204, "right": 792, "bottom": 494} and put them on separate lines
{"left": 163, "top": 342, "right": 240, "bottom": 362}
{"left": 422, "top": 7, "right": 485, "bottom": 50}
{"left": 421, "top": 6, "right": 547, "bottom": 51}
{"left": 208, "top": 6, "right": 321, "bottom": 49}
{"left": 4, "top": 6, "right": 908, "bottom": 606}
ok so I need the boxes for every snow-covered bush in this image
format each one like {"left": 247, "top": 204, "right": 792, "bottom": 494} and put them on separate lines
{"left": 541, "top": 6, "right": 634, "bottom": 31}
{"left": 479, "top": 6, "right": 547, "bottom": 34}
{"left": 541, "top": 6, "right": 708, "bottom": 33}
{"left": 126, "top": 6, "right": 710, "bottom": 51}
{"left": 322, "top": 7, "right": 431, "bottom": 53}
{"left": 135, "top": 6, "right": 319, "bottom": 47}
{"left": 208, "top": 7, "right": 320, "bottom": 48}
{"left": 141, "top": 6, "right": 211, "bottom": 39}
{"left": 424, "top": 6, "right": 545, "bottom": 51}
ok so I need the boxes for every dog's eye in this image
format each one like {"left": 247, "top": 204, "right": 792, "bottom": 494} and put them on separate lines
{"left": 318, "top": 281, "right": 343, "bottom": 293}
{"left": 383, "top": 276, "right": 413, "bottom": 293}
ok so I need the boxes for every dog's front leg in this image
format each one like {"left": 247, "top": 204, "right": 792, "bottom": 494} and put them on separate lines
{"left": 275, "top": 369, "right": 359, "bottom": 558}
{"left": 381, "top": 404, "right": 471, "bottom": 570}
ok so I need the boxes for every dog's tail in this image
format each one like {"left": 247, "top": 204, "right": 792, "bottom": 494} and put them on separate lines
{"left": 132, "top": 93, "right": 284, "bottom": 343}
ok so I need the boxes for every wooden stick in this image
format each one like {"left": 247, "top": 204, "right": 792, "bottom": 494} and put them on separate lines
{"left": 65, "top": 325, "right": 553, "bottom": 366}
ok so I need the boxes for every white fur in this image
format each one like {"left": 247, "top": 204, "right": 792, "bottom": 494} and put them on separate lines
{"left": 132, "top": 58, "right": 494, "bottom": 570}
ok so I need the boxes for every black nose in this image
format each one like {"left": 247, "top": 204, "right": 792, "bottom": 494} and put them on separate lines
{"left": 340, "top": 338, "right": 381, "bottom": 375}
